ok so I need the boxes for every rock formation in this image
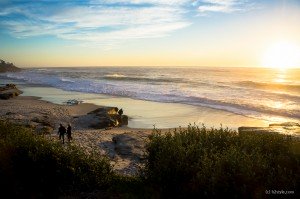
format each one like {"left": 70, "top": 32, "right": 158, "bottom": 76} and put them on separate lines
{"left": 76, "top": 107, "right": 128, "bottom": 129}
{"left": 112, "top": 132, "right": 146, "bottom": 159}
{"left": 0, "top": 59, "right": 21, "bottom": 73}
{"left": 0, "top": 84, "right": 23, "bottom": 99}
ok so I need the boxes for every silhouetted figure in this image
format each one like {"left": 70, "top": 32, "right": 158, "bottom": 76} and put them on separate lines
{"left": 118, "top": 108, "right": 123, "bottom": 116}
{"left": 67, "top": 124, "right": 72, "bottom": 142}
{"left": 58, "top": 124, "right": 66, "bottom": 144}
{"left": 114, "top": 107, "right": 119, "bottom": 113}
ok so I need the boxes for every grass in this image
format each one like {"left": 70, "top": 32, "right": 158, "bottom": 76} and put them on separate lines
{"left": 0, "top": 121, "right": 299, "bottom": 198}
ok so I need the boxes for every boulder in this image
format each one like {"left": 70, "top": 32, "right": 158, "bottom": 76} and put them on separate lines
{"left": 88, "top": 107, "right": 118, "bottom": 115}
{"left": 121, "top": 115, "right": 129, "bottom": 125}
{"left": 0, "top": 84, "right": 23, "bottom": 100}
{"left": 31, "top": 117, "right": 53, "bottom": 127}
{"left": 110, "top": 114, "right": 129, "bottom": 126}
{"left": 89, "top": 117, "right": 116, "bottom": 129}
{"left": 112, "top": 134, "right": 133, "bottom": 156}
{"left": 112, "top": 132, "right": 146, "bottom": 159}
{"left": 87, "top": 107, "right": 128, "bottom": 129}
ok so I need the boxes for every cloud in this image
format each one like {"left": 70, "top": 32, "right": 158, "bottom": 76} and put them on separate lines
{"left": 0, "top": 0, "right": 255, "bottom": 47}
{"left": 0, "top": 1, "right": 192, "bottom": 46}
{"left": 196, "top": 0, "right": 252, "bottom": 13}
{"left": 93, "top": 0, "right": 190, "bottom": 5}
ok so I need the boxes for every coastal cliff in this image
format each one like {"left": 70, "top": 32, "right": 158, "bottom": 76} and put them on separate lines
{"left": 0, "top": 59, "right": 21, "bottom": 73}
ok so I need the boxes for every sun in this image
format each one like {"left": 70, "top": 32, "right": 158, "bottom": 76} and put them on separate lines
{"left": 262, "top": 41, "right": 300, "bottom": 69}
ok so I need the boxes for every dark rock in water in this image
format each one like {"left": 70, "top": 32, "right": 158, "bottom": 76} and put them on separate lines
{"left": 0, "top": 59, "right": 21, "bottom": 73}
{"left": 87, "top": 107, "right": 128, "bottom": 129}
{"left": 0, "top": 84, "right": 23, "bottom": 99}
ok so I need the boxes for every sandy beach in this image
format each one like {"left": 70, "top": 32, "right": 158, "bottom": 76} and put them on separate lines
{"left": 2, "top": 82, "right": 300, "bottom": 173}
{"left": 0, "top": 96, "right": 154, "bottom": 175}
{"left": 0, "top": 81, "right": 261, "bottom": 175}
{"left": 1, "top": 83, "right": 300, "bottom": 176}
{"left": 18, "top": 84, "right": 270, "bottom": 129}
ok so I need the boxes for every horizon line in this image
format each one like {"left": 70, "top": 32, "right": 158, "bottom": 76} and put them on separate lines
{"left": 19, "top": 65, "right": 300, "bottom": 69}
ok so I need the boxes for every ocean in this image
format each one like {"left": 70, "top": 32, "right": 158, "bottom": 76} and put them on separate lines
{"left": 1, "top": 67, "right": 300, "bottom": 125}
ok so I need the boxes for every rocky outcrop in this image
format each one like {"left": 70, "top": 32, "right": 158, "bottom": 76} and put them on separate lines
{"left": 111, "top": 132, "right": 148, "bottom": 175}
{"left": 86, "top": 107, "right": 128, "bottom": 129}
{"left": 238, "top": 122, "right": 300, "bottom": 137}
{"left": 2, "top": 111, "right": 55, "bottom": 134}
{"left": 112, "top": 133, "right": 145, "bottom": 158}
{"left": 0, "top": 84, "right": 23, "bottom": 99}
{"left": 0, "top": 59, "right": 21, "bottom": 73}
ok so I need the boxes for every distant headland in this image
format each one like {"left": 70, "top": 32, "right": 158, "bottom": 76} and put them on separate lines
{"left": 0, "top": 59, "right": 21, "bottom": 73}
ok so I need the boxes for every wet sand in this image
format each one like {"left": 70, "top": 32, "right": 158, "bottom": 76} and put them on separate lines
{"left": 19, "top": 85, "right": 269, "bottom": 129}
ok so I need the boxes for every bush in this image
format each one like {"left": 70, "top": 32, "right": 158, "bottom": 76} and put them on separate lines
{"left": 0, "top": 120, "right": 114, "bottom": 198}
{"left": 1, "top": 120, "right": 299, "bottom": 198}
{"left": 144, "top": 125, "right": 300, "bottom": 198}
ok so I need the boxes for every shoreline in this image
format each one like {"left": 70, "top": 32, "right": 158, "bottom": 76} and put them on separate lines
{"left": 1, "top": 91, "right": 299, "bottom": 175}
{"left": 1, "top": 76, "right": 272, "bottom": 129}
{"left": 1, "top": 80, "right": 299, "bottom": 175}
{"left": 2, "top": 75, "right": 298, "bottom": 129}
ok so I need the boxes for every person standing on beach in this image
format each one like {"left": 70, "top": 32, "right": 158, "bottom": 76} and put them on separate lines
{"left": 118, "top": 108, "right": 123, "bottom": 116}
{"left": 58, "top": 124, "right": 66, "bottom": 144}
{"left": 67, "top": 124, "right": 72, "bottom": 142}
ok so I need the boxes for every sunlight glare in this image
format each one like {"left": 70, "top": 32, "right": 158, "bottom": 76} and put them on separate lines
{"left": 262, "top": 41, "right": 300, "bottom": 69}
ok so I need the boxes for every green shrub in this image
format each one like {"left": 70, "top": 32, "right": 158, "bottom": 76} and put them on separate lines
{"left": 144, "top": 125, "right": 300, "bottom": 198}
{"left": 0, "top": 120, "right": 113, "bottom": 198}
{"left": 1, "top": 120, "right": 299, "bottom": 198}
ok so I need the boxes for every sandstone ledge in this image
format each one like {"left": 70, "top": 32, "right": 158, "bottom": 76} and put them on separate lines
{"left": 0, "top": 84, "right": 23, "bottom": 100}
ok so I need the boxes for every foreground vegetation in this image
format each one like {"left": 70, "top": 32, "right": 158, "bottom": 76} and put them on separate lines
{"left": 0, "top": 121, "right": 114, "bottom": 198}
{"left": 145, "top": 125, "right": 300, "bottom": 198}
{"left": 0, "top": 121, "right": 299, "bottom": 198}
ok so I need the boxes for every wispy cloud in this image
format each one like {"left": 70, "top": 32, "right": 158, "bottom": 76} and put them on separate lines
{"left": 0, "top": 0, "right": 256, "bottom": 47}
{"left": 196, "top": 0, "right": 253, "bottom": 13}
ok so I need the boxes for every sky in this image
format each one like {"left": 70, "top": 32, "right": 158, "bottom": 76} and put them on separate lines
{"left": 0, "top": 0, "right": 300, "bottom": 67}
